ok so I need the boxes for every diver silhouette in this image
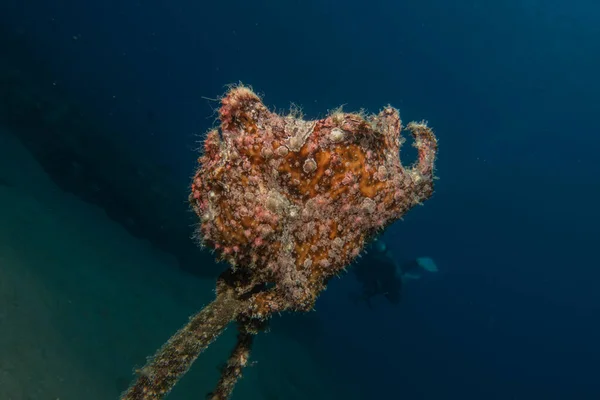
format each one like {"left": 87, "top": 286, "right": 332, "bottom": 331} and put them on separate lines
{"left": 350, "top": 238, "right": 438, "bottom": 308}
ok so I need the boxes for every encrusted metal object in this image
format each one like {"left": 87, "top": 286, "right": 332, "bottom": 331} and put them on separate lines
{"left": 121, "top": 85, "right": 438, "bottom": 400}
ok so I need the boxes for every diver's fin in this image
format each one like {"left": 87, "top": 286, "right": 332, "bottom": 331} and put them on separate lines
{"left": 416, "top": 257, "right": 438, "bottom": 272}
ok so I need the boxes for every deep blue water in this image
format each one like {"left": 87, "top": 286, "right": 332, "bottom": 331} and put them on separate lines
{"left": 1, "top": 0, "right": 599, "bottom": 398}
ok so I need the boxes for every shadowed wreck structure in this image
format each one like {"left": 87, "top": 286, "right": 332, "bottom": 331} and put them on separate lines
{"left": 0, "top": 31, "right": 221, "bottom": 279}
{"left": 121, "top": 86, "right": 438, "bottom": 399}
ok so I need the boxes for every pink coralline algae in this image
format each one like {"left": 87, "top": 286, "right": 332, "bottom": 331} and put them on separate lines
{"left": 121, "top": 85, "right": 438, "bottom": 400}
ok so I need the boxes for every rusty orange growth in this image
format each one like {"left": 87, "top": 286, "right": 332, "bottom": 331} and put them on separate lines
{"left": 190, "top": 86, "right": 437, "bottom": 312}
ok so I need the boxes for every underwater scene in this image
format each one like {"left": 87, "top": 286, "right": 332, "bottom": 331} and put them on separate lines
{"left": 0, "top": 0, "right": 598, "bottom": 399}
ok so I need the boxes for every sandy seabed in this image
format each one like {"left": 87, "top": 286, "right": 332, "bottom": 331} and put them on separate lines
{"left": 0, "top": 128, "right": 353, "bottom": 400}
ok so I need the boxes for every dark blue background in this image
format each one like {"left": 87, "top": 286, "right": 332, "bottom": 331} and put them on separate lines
{"left": 2, "top": 0, "right": 598, "bottom": 398}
